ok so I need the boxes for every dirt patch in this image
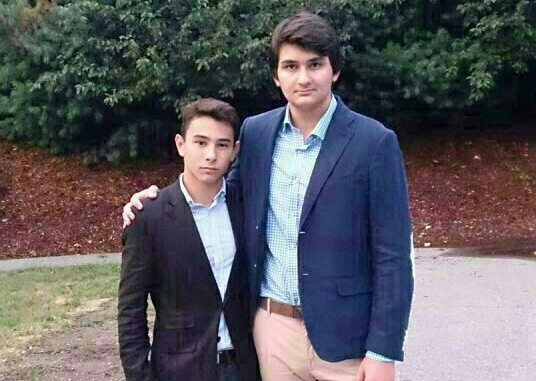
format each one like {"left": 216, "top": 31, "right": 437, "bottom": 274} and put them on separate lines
{"left": 447, "top": 237, "right": 536, "bottom": 261}
{"left": 0, "top": 140, "right": 180, "bottom": 259}
{"left": 403, "top": 134, "right": 536, "bottom": 250}
{"left": 67, "top": 298, "right": 114, "bottom": 316}
{"left": 0, "top": 300, "right": 157, "bottom": 381}
{"left": 0, "top": 303, "right": 124, "bottom": 381}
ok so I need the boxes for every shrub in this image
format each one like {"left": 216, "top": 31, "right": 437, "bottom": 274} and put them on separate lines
{"left": 0, "top": 0, "right": 534, "bottom": 163}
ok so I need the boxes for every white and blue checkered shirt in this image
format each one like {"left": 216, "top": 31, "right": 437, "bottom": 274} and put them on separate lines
{"left": 260, "top": 95, "right": 337, "bottom": 305}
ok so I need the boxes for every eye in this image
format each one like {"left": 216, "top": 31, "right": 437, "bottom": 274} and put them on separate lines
{"left": 217, "top": 143, "right": 230, "bottom": 148}
{"left": 195, "top": 140, "right": 206, "bottom": 146}
{"left": 310, "top": 61, "right": 323, "bottom": 69}
{"left": 282, "top": 63, "right": 297, "bottom": 70}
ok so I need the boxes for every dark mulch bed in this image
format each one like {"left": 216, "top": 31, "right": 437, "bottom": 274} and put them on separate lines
{"left": 1, "top": 126, "right": 536, "bottom": 259}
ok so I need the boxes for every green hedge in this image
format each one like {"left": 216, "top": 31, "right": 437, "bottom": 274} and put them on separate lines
{"left": 0, "top": 0, "right": 534, "bottom": 163}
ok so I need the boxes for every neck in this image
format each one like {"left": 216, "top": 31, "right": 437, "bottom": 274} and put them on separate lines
{"left": 182, "top": 174, "right": 222, "bottom": 206}
{"left": 288, "top": 97, "right": 331, "bottom": 138}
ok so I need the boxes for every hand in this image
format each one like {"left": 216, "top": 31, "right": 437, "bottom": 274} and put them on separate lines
{"left": 356, "top": 357, "right": 395, "bottom": 381}
{"left": 122, "top": 185, "right": 160, "bottom": 228}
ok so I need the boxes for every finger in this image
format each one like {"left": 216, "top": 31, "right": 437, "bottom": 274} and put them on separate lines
{"left": 125, "top": 203, "right": 136, "bottom": 219}
{"left": 130, "top": 194, "right": 144, "bottom": 210}
{"left": 122, "top": 203, "right": 135, "bottom": 224}
{"left": 355, "top": 362, "right": 366, "bottom": 381}
{"left": 148, "top": 184, "right": 159, "bottom": 198}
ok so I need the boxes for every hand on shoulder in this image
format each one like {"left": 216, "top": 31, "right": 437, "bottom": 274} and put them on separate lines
{"left": 122, "top": 185, "right": 160, "bottom": 228}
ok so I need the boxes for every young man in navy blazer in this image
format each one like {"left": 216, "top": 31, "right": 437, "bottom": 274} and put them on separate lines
{"left": 118, "top": 98, "right": 258, "bottom": 381}
{"left": 123, "top": 11, "right": 413, "bottom": 381}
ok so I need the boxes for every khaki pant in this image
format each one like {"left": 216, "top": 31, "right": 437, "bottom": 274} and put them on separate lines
{"left": 253, "top": 307, "right": 362, "bottom": 381}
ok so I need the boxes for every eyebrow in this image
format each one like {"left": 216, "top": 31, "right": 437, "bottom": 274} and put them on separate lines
{"left": 191, "top": 134, "right": 232, "bottom": 143}
{"left": 280, "top": 57, "right": 325, "bottom": 65}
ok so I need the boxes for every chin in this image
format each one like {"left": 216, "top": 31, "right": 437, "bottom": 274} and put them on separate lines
{"left": 295, "top": 100, "right": 321, "bottom": 110}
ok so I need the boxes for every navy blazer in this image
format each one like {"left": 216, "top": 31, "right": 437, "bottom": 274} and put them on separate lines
{"left": 227, "top": 96, "right": 413, "bottom": 362}
{"left": 118, "top": 181, "right": 258, "bottom": 381}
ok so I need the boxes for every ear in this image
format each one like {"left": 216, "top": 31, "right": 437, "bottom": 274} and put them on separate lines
{"left": 231, "top": 140, "right": 240, "bottom": 161}
{"left": 175, "top": 134, "right": 185, "bottom": 157}
{"left": 332, "top": 71, "right": 341, "bottom": 83}
{"left": 273, "top": 73, "right": 281, "bottom": 88}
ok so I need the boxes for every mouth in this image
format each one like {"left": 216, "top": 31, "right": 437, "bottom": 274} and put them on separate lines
{"left": 296, "top": 89, "right": 315, "bottom": 96}
{"left": 200, "top": 167, "right": 218, "bottom": 172}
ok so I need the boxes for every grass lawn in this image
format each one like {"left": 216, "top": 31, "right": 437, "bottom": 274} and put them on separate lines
{"left": 0, "top": 264, "right": 120, "bottom": 358}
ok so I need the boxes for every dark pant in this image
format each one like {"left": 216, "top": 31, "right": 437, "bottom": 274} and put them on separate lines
{"left": 217, "top": 360, "right": 241, "bottom": 381}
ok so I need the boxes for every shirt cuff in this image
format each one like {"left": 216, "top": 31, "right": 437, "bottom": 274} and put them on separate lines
{"left": 366, "top": 351, "right": 395, "bottom": 363}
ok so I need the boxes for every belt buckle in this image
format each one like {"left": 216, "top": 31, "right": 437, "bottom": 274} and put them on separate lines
{"left": 217, "top": 350, "right": 232, "bottom": 365}
{"left": 294, "top": 305, "right": 303, "bottom": 319}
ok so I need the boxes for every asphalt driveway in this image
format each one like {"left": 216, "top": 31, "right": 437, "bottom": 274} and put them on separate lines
{"left": 397, "top": 248, "right": 536, "bottom": 381}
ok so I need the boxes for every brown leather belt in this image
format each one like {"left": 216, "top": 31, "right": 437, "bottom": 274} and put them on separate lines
{"left": 260, "top": 297, "right": 303, "bottom": 319}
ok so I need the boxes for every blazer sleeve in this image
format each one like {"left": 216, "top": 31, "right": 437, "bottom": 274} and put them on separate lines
{"left": 118, "top": 210, "right": 157, "bottom": 381}
{"left": 366, "top": 130, "right": 414, "bottom": 361}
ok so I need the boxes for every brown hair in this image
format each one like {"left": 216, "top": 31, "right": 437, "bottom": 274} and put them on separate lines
{"left": 270, "top": 11, "right": 343, "bottom": 73}
{"left": 180, "top": 98, "right": 240, "bottom": 141}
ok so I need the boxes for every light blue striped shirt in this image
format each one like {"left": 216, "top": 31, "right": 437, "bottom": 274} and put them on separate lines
{"left": 179, "top": 175, "right": 235, "bottom": 352}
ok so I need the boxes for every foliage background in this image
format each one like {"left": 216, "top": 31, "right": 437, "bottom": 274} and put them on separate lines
{"left": 0, "top": 0, "right": 535, "bottom": 163}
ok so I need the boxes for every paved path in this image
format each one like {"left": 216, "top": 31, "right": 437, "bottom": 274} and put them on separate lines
{"left": 0, "top": 252, "right": 121, "bottom": 272}
{"left": 1, "top": 248, "right": 535, "bottom": 380}
{"left": 397, "top": 248, "right": 536, "bottom": 381}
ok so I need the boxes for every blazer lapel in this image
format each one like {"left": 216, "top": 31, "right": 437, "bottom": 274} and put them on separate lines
{"left": 299, "top": 103, "right": 355, "bottom": 228}
{"left": 223, "top": 184, "right": 242, "bottom": 304}
{"left": 226, "top": 184, "right": 242, "bottom": 259}
{"left": 165, "top": 181, "right": 221, "bottom": 298}
{"left": 254, "top": 109, "right": 283, "bottom": 228}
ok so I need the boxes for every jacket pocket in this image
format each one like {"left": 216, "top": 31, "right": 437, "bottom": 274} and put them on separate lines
{"left": 336, "top": 278, "right": 371, "bottom": 296}
{"left": 158, "top": 328, "right": 197, "bottom": 353}
{"left": 163, "top": 315, "right": 195, "bottom": 329}
{"left": 158, "top": 316, "right": 196, "bottom": 353}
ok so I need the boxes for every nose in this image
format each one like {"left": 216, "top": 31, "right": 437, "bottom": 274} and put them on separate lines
{"left": 297, "top": 67, "right": 311, "bottom": 85}
{"left": 205, "top": 144, "right": 216, "bottom": 161}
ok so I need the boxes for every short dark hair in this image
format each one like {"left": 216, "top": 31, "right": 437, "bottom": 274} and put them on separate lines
{"left": 270, "top": 11, "right": 343, "bottom": 73}
{"left": 180, "top": 98, "right": 240, "bottom": 141}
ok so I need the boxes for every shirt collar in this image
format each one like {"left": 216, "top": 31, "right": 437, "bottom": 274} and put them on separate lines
{"left": 179, "top": 173, "right": 226, "bottom": 207}
{"left": 282, "top": 94, "right": 338, "bottom": 141}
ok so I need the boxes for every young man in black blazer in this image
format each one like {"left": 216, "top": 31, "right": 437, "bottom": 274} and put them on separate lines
{"left": 118, "top": 98, "right": 258, "bottom": 381}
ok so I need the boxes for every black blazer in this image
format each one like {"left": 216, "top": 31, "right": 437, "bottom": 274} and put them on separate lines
{"left": 118, "top": 180, "right": 258, "bottom": 381}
